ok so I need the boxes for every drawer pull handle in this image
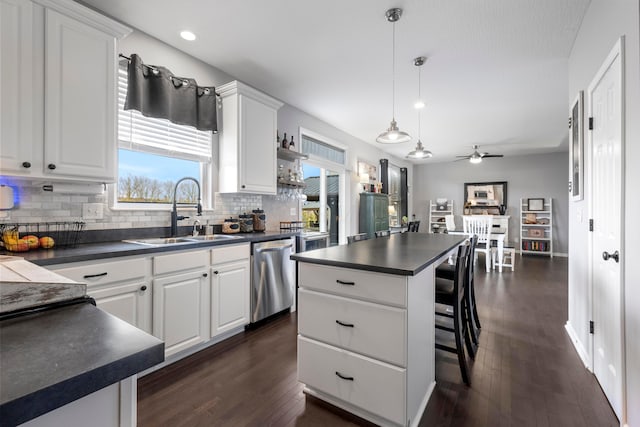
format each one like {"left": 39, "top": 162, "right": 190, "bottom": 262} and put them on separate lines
{"left": 335, "top": 371, "right": 354, "bottom": 381}
{"left": 335, "top": 320, "right": 354, "bottom": 328}
{"left": 83, "top": 272, "right": 108, "bottom": 279}
{"left": 336, "top": 280, "right": 355, "bottom": 286}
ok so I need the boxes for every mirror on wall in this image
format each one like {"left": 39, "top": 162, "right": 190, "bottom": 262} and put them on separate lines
{"left": 464, "top": 181, "right": 508, "bottom": 215}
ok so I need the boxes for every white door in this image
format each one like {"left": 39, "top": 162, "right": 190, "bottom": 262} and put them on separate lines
{"left": 589, "top": 38, "right": 624, "bottom": 419}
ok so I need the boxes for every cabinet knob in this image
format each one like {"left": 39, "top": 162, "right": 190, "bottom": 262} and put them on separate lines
{"left": 241, "top": 185, "right": 246, "bottom": 189}
{"left": 213, "top": 270, "right": 219, "bottom": 275}
{"left": 48, "top": 163, "right": 56, "bottom": 170}
{"left": 22, "top": 161, "right": 31, "bottom": 168}
{"left": 203, "top": 273, "right": 208, "bottom": 277}
{"left": 140, "top": 285, "right": 148, "bottom": 291}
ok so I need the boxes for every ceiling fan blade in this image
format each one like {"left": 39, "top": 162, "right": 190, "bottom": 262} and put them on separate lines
{"left": 454, "top": 158, "right": 470, "bottom": 162}
{"left": 455, "top": 155, "right": 471, "bottom": 158}
{"left": 482, "top": 154, "right": 504, "bottom": 158}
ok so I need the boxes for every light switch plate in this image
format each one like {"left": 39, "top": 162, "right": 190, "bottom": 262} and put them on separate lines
{"left": 82, "top": 203, "right": 104, "bottom": 219}
{"left": 290, "top": 207, "right": 297, "bottom": 216}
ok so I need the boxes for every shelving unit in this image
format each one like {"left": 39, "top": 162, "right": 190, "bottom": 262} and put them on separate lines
{"left": 429, "top": 199, "right": 453, "bottom": 233}
{"left": 277, "top": 148, "right": 308, "bottom": 188}
{"left": 520, "top": 198, "right": 553, "bottom": 257}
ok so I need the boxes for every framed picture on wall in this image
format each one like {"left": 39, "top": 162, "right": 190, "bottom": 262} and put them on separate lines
{"left": 569, "top": 91, "right": 584, "bottom": 201}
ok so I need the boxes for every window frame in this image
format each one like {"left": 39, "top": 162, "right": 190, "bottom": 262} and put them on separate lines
{"left": 112, "top": 61, "right": 214, "bottom": 211}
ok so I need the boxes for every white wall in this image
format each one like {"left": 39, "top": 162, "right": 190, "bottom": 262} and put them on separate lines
{"left": 568, "top": 1, "right": 640, "bottom": 425}
{"left": 413, "top": 152, "right": 569, "bottom": 253}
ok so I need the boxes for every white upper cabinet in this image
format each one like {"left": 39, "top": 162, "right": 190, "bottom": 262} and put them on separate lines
{"left": 218, "top": 80, "right": 283, "bottom": 194}
{"left": 0, "top": 0, "right": 130, "bottom": 182}
{"left": 0, "top": 0, "right": 36, "bottom": 175}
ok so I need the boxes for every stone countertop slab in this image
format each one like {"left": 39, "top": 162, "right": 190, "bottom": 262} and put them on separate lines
{"left": 0, "top": 300, "right": 164, "bottom": 426}
{"left": 291, "top": 233, "right": 466, "bottom": 276}
{"left": 5, "top": 231, "right": 298, "bottom": 267}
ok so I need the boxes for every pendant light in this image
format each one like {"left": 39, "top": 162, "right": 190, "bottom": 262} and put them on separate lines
{"left": 406, "top": 57, "right": 433, "bottom": 159}
{"left": 376, "top": 8, "right": 411, "bottom": 144}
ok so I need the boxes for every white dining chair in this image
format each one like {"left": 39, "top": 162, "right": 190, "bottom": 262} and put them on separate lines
{"left": 463, "top": 215, "right": 494, "bottom": 272}
{"left": 445, "top": 214, "right": 456, "bottom": 231}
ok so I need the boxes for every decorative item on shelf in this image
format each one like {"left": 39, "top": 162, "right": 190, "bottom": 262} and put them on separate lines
{"left": 288, "top": 135, "right": 295, "bottom": 150}
{"left": 528, "top": 229, "right": 544, "bottom": 238}
{"left": 276, "top": 131, "right": 280, "bottom": 148}
{"left": 527, "top": 198, "right": 545, "bottom": 211}
{"left": 499, "top": 204, "right": 507, "bottom": 215}
{"left": 376, "top": 8, "right": 411, "bottom": 144}
{"left": 436, "top": 199, "right": 448, "bottom": 211}
{"left": 537, "top": 218, "right": 550, "bottom": 225}
{"left": 524, "top": 213, "right": 537, "bottom": 224}
{"left": 282, "top": 132, "right": 288, "bottom": 149}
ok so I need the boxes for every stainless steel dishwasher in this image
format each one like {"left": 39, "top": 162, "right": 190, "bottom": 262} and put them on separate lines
{"left": 250, "top": 238, "right": 295, "bottom": 323}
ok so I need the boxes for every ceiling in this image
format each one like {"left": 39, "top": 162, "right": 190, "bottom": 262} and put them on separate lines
{"left": 79, "top": 0, "right": 591, "bottom": 163}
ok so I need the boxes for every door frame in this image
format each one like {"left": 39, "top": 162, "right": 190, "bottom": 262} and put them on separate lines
{"left": 586, "top": 36, "right": 626, "bottom": 421}
{"left": 298, "top": 127, "right": 348, "bottom": 245}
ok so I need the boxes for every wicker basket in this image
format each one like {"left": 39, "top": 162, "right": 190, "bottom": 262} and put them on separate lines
{"left": 1, "top": 221, "right": 85, "bottom": 250}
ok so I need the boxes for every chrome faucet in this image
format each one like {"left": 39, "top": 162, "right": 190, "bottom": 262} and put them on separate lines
{"left": 171, "top": 177, "right": 202, "bottom": 237}
{"left": 192, "top": 219, "right": 201, "bottom": 236}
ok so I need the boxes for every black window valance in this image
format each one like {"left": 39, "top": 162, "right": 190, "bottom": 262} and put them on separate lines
{"left": 123, "top": 54, "right": 218, "bottom": 133}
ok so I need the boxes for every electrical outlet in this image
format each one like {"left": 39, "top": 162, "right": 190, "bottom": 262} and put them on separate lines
{"left": 290, "top": 207, "right": 297, "bottom": 216}
{"left": 82, "top": 203, "right": 104, "bottom": 219}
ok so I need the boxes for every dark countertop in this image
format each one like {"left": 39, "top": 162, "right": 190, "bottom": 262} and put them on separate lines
{"left": 291, "top": 233, "right": 466, "bottom": 276}
{"left": 0, "top": 300, "right": 164, "bottom": 426}
{"left": 9, "top": 231, "right": 298, "bottom": 267}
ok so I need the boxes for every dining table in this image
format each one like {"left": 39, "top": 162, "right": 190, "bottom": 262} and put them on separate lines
{"left": 445, "top": 227, "right": 507, "bottom": 272}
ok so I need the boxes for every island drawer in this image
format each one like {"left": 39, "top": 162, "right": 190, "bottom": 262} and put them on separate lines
{"left": 298, "top": 289, "right": 406, "bottom": 366}
{"left": 298, "top": 336, "right": 406, "bottom": 426}
{"left": 298, "top": 263, "right": 406, "bottom": 307}
{"left": 51, "top": 257, "right": 149, "bottom": 287}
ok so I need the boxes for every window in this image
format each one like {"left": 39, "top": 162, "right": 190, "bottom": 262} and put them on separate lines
{"left": 116, "top": 63, "right": 213, "bottom": 207}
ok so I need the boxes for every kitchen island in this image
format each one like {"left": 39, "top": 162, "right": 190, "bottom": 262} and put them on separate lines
{"left": 291, "top": 233, "right": 466, "bottom": 427}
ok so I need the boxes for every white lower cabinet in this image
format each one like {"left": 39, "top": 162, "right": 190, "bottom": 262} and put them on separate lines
{"left": 210, "top": 244, "right": 250, "bottom": 337}
{"left": 153, "top": 250, "right": 209, "bottom": 357}
{"left": 51, "top": 257, "right": 152, "bottom": 333}
{"left": 49, "top": 243, "right": 251, "bottom": 362}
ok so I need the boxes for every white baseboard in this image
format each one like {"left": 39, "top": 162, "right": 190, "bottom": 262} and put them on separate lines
{"left": 565, "top": 321, "right": 592, "bottom": 370}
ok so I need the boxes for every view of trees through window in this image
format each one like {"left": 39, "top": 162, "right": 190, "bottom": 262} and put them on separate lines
{"left": 118, "top": 149, "right": 201, "bottom": 203}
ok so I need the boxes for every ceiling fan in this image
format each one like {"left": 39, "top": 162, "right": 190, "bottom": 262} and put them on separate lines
{"left": 456, "top": 145, "right": 504, "bottom": 163}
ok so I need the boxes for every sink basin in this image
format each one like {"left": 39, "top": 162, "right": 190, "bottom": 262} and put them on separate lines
{"left": 123, "top": 237, "right": 196, "bottom": 246}
{"left": 185, "top": 234, "right": 243, "bottom": 241}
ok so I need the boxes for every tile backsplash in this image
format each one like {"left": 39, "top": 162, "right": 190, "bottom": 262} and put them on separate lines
{"left": 0, "top": 183, "right": 299, "bottom": 233}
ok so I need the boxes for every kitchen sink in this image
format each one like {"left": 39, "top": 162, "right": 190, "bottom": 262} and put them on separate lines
{"left": 124, "top": 234, "right": 244, "bottom": 246}
{"left": 185, "top": 234, "right": 244, "bottom": 241}
{"left": 123, "top": 237, "right": 196, "bottom": 246}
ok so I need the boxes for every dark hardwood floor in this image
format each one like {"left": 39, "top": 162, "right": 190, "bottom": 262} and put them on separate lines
{"left": 138, "top": 255, "right": 618, "bottom": 426}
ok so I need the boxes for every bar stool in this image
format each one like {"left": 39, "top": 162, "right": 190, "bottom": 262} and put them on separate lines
{"left": 435, "top": 242, "right": 473, "bottom": 385}
{"left": 436, "top": 236, "right": 481, "bottom": 337}
{"left": 492, "top": 246, "right": 515, "bottom": 271}
{"left": 407, "top": 221, "right": 420, "bottom": 232}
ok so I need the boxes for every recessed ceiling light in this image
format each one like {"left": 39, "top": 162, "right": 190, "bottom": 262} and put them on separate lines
{"left": 180, "top": 31, "right": 196, "bottom": 41}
